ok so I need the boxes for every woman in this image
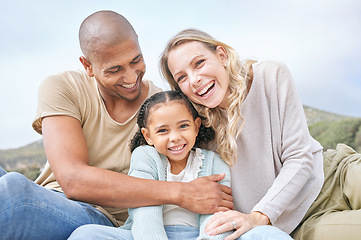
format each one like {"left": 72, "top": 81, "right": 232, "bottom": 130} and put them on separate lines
{"left": 159, "top": 29, "right": 324, "bottom": 239}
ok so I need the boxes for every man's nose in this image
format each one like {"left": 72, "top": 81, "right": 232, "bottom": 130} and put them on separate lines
{"left": 122, "top": 67, "right": 138, "bottom": 83}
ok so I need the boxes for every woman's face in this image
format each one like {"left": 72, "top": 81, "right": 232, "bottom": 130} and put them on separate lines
{"left": 167, "top": 41, "right": 230, "bottom": 109}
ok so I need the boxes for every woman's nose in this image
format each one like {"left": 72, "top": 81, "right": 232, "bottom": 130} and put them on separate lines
{"left": 190, "top": 73, "right": 201, "bottom": 87}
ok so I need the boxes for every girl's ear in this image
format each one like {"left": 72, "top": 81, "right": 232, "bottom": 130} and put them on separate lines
{"left": 215, "top": 45, "right": 228, "bottom": 66}
{"left": 141, "top": 128, "right": 154, "bottom": 145}
{"left": 194, "top": 117, "right": 202, "bottom": 136}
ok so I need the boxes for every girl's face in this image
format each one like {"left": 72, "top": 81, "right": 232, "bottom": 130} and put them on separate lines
{"left": 141, "top": 101, "right": 201, "bottom": 171}
{"left": 167, "top": 41, "right": 230, "bottom": 109}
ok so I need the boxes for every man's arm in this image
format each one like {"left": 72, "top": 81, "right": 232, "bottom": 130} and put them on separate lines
{"left": 42, "top": 115, "right": 233, "bottom": 213}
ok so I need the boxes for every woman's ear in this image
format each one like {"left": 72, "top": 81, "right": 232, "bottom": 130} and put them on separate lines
{"left": 141, "top": 128, "right": 154, "bottom": 145}
{"left": 194, "top": 117, "right": 202, "bottom": 136}
{"left": 216, "top": 45, "right": 228, "bottom": 66}
{"left": 79, "top": 56, "right": 95, "bottom": 77}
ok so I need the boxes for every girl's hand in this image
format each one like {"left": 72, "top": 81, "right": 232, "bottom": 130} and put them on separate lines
{"left": 204, "top": 210, "right": 270, "bottom": 240}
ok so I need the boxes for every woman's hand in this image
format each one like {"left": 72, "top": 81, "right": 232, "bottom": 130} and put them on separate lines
{"left": 204, "top": 210, "right": 270, "bottom": 240}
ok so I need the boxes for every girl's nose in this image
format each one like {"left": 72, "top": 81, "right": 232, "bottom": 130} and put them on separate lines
{"left": 169, "top": 131, "right": 181, "bottom": 141}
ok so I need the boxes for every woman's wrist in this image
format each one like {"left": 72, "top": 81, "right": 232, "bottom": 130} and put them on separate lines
{"left": 252, "top": 211, "right": 271, "bottom": 225}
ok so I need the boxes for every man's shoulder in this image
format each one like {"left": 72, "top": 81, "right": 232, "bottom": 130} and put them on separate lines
{"left": 39, "top": 70, "right": 95, "bottom": 96}
{"left": 43, "top": 70, "right": 90, "bottom": 85}
{"left": 144, "top": 79, "right": 163, "bottom": 96}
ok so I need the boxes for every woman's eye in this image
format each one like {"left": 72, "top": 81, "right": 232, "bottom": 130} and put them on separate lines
{"left": 195, "top": 59, "right": 205, "bottom": 67}
{"left": 177, "top": 75, "right": 186, "bottom": 83}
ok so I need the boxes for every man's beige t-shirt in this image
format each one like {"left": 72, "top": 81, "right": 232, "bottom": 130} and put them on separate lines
{"left": 32, "top": 70, "right": 162, "bottom": 226}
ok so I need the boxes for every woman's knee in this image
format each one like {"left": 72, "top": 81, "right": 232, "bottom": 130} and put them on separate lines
{"left": 0, "top": 167, "right": 7, "bottom": 176}
{"left": 240, "top": 225, "right": 292, "bottom": 240}
{"left": 69, "top": 225, "right": 131, "bottom": 240}
{"left": 68, "top": 225, "right": 97, "bottom": 240}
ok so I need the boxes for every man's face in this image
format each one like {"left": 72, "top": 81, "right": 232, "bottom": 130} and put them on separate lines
{"left": 86, "top": 37, "right": 146, "bottom": 102}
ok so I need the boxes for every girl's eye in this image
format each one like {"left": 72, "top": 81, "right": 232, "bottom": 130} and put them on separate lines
{"left": 157, "top": 129, "right": 167, "bottom": 134}
{"left": 180, "top": 124, "right": 189, "bottom": 129}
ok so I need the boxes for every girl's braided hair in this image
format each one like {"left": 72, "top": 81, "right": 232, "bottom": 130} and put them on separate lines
{"left": 130, "top": 90, "right": 215, "bottom": 152}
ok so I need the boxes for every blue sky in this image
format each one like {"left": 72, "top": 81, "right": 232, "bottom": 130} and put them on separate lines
{"left": 1, "top": 0, "right": 360, "bottom": 149}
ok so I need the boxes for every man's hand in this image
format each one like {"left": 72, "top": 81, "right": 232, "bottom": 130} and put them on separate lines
{"left": 178, "top": 173, "right": 233, "bottom": 214}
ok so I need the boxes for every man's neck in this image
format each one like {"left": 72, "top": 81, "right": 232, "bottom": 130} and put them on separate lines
{"left": 101, "top": 81, "right": 149, "bottom": 124}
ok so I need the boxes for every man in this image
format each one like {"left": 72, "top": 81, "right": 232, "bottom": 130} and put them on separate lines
{"left": 0, "top": 10, "right": 232, "bottom": 239}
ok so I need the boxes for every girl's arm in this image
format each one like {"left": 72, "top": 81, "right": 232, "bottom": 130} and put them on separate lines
{"left": 197, "top": 150, "right": 233, "bottom": 240}
{"left": 126, "top": 146, "right": 168, "bottom": 240}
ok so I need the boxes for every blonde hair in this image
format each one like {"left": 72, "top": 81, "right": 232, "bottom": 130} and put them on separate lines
{"left": 160, "top": 29, "right": 255, "bottom": 166}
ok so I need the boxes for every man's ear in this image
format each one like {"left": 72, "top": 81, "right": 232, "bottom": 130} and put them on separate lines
{"left": 194, "top": 117, "right": 202, "bottom": 136}
{"left": 79, "top": 56, "right": 94, "bottom": 77}
{"left": 141, "top": 128, "right": 153, "bottom": 145}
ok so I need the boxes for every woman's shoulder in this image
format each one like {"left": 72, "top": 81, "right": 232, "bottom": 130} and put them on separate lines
{"left": 251, "top": 60, "right": 294, "bottom": 89}
{"left": 252, "top": 60, "right": 289, "bottom": 73}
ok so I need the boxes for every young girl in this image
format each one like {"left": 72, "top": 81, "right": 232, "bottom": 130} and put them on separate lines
{"left": 159, "top": 29, "right": 324, "bottom": 239}
{"left": 69, "top": 90, "right": 236, "bottom": 239}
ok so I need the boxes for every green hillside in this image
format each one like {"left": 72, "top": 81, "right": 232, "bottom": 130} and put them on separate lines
{"left": 309, "top": 118, "right": 361, "bottom": 152}
{"left": 303, "top": 105, "right": 349, "bottom": 125}
{"left": 0, "top": 140, "right": 46, "bottom": 180}
{"left": 303, "top": 105, "right": 361, "bottom": 152}
{"left": 0, "top": 106, "right": 360, "bottom": 180}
